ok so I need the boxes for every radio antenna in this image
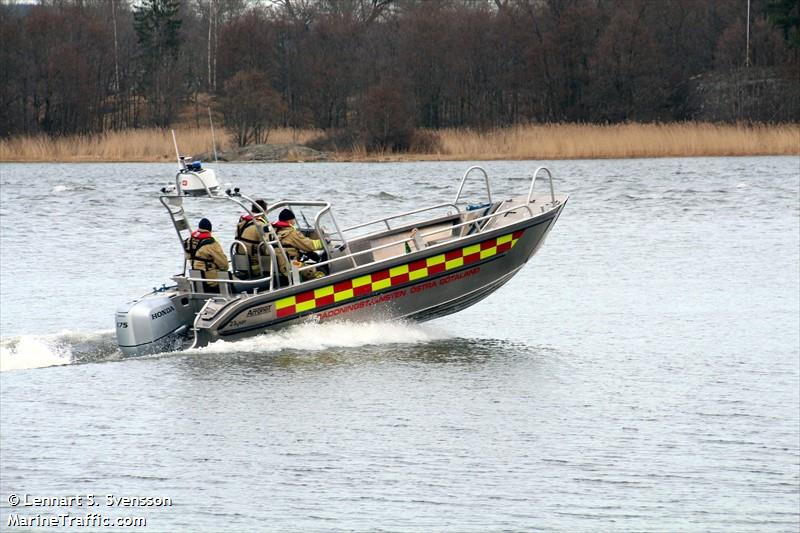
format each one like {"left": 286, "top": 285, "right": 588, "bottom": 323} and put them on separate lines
{"left": 171, "top": 129, "right": 183, "bottom": 171}
{"left": 208, "top": 107, "right": 219, "bottom": 165}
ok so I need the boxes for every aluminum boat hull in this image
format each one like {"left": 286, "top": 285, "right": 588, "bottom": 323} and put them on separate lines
{"left": 188, "top": 200, "right": 565, "bottom": 349}
{"left": 116, "top": 162, "right": 567, "bottom": 357}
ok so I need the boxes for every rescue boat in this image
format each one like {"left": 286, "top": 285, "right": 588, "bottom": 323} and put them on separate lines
{"left": 115, "top": 160, "right": 567, "bottom": 356}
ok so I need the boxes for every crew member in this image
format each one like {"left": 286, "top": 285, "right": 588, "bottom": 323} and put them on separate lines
{"left": 235, "top": 199, "right": 270, "bottom": 278}
{"left": 184, "top": 218, "right": 229, "bottom": 291}
{"left": 273, "top": 208, "right": 325, "bottom": 280}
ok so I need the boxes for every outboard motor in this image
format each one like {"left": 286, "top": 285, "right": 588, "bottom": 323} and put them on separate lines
{"left": 178, "top": 157, "right": 220, "bottom": 196}
{"left": 115, "top": 293, "right": 194, "bottom": 356}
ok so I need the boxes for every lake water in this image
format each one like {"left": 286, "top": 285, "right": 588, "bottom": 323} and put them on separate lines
{"left": 0, "top": 157, "right": 798, "bottom": 531}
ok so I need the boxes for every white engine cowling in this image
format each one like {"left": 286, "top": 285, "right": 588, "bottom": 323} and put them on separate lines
{"left": 179, "top": 168, "right": 219, "bottom": 196}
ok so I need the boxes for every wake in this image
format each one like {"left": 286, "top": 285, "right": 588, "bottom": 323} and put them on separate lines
{"left": 0, "top": 321, "right": 451, "bottom": 372}
{"left": 189, "top": 320, "right": 451, "bottom": 354}
{"left": 0, "top": 330, "right": 119, "bottom": 372}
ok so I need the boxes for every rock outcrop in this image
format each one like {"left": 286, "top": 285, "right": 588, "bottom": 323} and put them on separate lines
{"left": 688, "top": 67, "right": 800, "bottom": 123}
{"left": 197, "top": 143, "right": 327, "bottom": 162}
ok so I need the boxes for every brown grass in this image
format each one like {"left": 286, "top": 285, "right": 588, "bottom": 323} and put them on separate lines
{"left": 434, "top": 122, "right": 800, "bottom": 160}
{"left": 0, "top": 127, "right": 323, "bottom": 162}
{"left": 0, "top": 123, "right": 797, "bottom": 162}
{"left": 267, "top": 127, "right": 325, "bottom": 145}
{"left": 0, "top": 128, "right": 229, "bottom": 162}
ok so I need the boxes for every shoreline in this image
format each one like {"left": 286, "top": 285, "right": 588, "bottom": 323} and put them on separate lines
{"left": 1, "top": 123, "right": 797, "bottom": 163}
{"left": 2, "top": 153, "right": 797, "bottom": 164}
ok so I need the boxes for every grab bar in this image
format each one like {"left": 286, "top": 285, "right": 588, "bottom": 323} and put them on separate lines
{"left": 528, "top": 166, "right": 556, "bottom": 205}
{"left": 341, "top": 203, "right": 460, "bottom": 234}
{"left": 454, "top": 166, "right": 492, "bottom": 205}
{"left": 314, "top": 205, "right": 357, "bottom": 268}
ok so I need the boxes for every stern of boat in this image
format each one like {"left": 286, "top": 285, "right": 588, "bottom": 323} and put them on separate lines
{"left": 115, "top": 290, "right": 195, "bottom": 356}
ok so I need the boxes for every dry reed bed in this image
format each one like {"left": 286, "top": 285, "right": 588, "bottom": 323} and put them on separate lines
{"left": 0, "top": 128, "right": 321, "bottom": 162}
{"left": 0, "top": 129, "right": 224, "bottom": 162}
{"left": 0, "top": 123, "right": 797, "bottom": 162}
{"left": 435, "top": 123, "right": 800, "bottom": 160}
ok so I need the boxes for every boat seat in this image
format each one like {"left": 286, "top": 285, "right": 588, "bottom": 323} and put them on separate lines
{"left": 232, "top": 253, "right": 251, "bottom": 279}
{"left": 258, "top": 256, "right": 273, "bottom": 276}
{"left": 188, "top": 268, "right": 232, "bottom": 295}
{"left": 229, "top": 253, "right": 275, "bottom": 292}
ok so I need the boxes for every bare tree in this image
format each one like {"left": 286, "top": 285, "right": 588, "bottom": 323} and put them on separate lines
{"left": 217, "top": 70, "right": 287, "bottom": 146}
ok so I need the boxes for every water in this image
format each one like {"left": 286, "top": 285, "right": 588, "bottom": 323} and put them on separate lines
{"left": 1, "top": 157, "right": 798, "bottom": 531}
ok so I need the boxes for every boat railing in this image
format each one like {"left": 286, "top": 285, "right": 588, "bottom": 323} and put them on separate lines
{"left": 180, "top": 199, "right": 532, "bottom": 295}
{"left": 169, "top": 164, "right": 559, "bottom": 295}
{"left": 185, "top": 238, "right": 278, "bottom": 294}
{"left": 295, "top": 203, "right": 534, "bottom": 277}
{"left": 454, "top": 166, "right": 493, "bottom": 205}
{"left": 184, "top": 270, "right": 276, "bottom": 296}
{"left": 264, "top": 199, "right": 357, "bottom": 268}
{"left": 340, "top": 202, "right": 461, "bottom": 237}
{"left": 340, "top": 165, "right": 494, "bottom": 240}
{"left": 313, "top": 203, "right": 357, "bottom": 268}
{"left": 161, "top": 180, "right": 293, "bottom": 284}
{"left": 223, "top": 192, "right": 295, "bottom": 280}
{"left": 528, "top": 166, "right": 556, "bottom": 206}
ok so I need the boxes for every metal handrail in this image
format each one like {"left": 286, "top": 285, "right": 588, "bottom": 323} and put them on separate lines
{"left": 265, "top": 199, "right": 333, "bottom": 227}
{"left": 184, "top": 274, "right": 274, "bottom": 286}
{"left": 341, "top": 203, "right": 461, "bottom": 234}
{"left": 345, "top": 166, "right": 492, "bottom": 236}
{"left": 235, "top": 192, "right": 292, "bottom": 284}
{"left": 159, "top": 195, "right": 190, "bottom": 274}
{"left": 296, "top": 203, "right": 534, "bottom": 274}
{"left": 314, "top": 204, "right": 357, "bottom": 268}
{"left": 184, "top": 271, "right": 272, "bottom": 285}
{"left": 229, "top": 239, "right": 278, "bottom": 291}
{"left": 161, "top": 186, "right": 295, "bottom": 287}
{"left": 528, "top": 166, "right": 556, "bottom": 205}
{"left": 262, "top": 199, "right": 346, "bottom": 274}
{"left": 454, "top": 166, "right": 492, "bottom": 205}
{"left": 165, "top": 164, "right": 556, "bottom": 295}
{"left": 229, "top": 240, "right": 247, "bottom": 260}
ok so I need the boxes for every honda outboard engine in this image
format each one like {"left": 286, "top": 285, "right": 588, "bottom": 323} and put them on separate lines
{"left": 115, "top": 292, "right": 194, "bottom": 356}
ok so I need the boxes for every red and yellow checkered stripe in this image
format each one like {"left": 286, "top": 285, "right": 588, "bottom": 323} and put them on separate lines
{"left": 275, "top": 230, "right": 524, "bottom": 318}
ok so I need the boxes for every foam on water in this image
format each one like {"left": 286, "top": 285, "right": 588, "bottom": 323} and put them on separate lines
{"left": 51, "top": 184, "right": 95, "bottom": 193}
{"left": 192, "top": 320, "right": 451, "bottom": 355}
{"left": 0, "top": 322, "right": 450, "bottom": 370}
{"left": 0, "top": 330, "right": 118, "bottom": 372}
{"left": 1, "top": 335, "right": 73, "bottom": 372}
